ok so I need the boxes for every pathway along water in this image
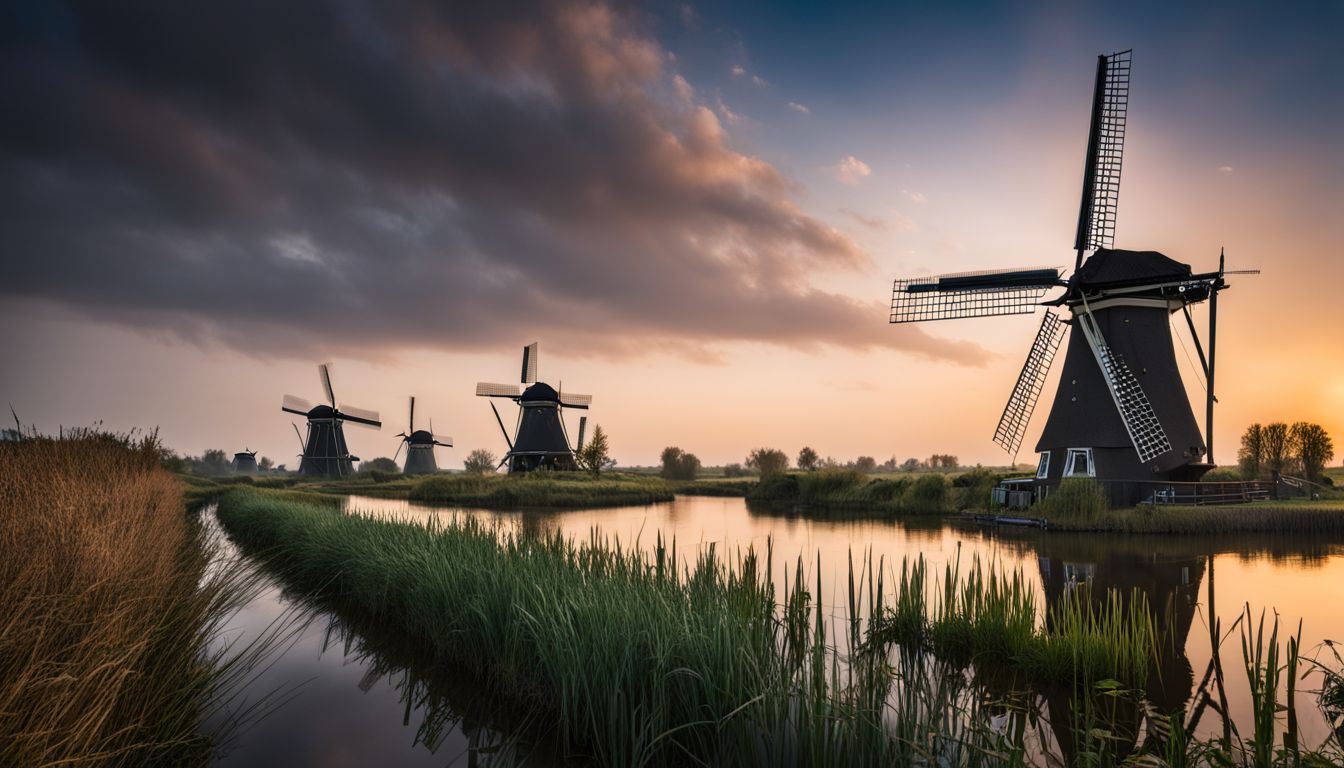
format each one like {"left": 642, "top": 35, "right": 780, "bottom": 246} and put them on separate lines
{"left": 211, "top": 494, "right": 1344, "bottom": 765}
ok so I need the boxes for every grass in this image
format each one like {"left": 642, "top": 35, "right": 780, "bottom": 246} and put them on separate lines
{"left": 216, "top": 487, "right": 1027, "bottom": 766}
{"left": 1039, "top": 498, "right": 1344, "bottom": 534}
{"left": 864, "top": 555, "right": 1155, "bottom": 690}
{"left": 407, "top": 471, "right": 676, "bottom": 508}
{"left": 215, "top": 488, "right": 1344, "bottom": 766}
{"left": 747, "top": 468, "right": 1003, "bottom": 516}
{"left": 0, "top": 431, "right": 275, "bottom": 766}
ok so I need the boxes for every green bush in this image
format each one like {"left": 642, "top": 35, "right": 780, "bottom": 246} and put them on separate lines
{"left": 1201, "top": 467, "right": 1241, "bottom": 482}
{"left": 903, "top": 473, "right": 948, "bottom": 513}
{"left": 1036, "top": 478, "right": 1109, "bottom": 520}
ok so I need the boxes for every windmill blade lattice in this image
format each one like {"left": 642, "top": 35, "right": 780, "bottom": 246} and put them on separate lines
{"left": 521, "top": 343, "right": 538, "bottom": 384}
{"left": 1075, "top": 306, "right": 1172, "bottom": 463}
{"left": 477, "top": 382, "right": 522, "bottom": 398}
{"left": 890, "top": 267, "right": 1061, "bottom": 323}
{"left": 993, "top": 311, "right": 1068, "bottom": 457}
{"left": 1074, "top": 50, "right": 1131, "bottom": 254}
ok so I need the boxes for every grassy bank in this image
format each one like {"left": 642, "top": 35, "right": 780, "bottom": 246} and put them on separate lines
{"left": 0, "top": 433, "right": 259, "bottom": 765}
{"left": 748, "top": 468, "right": 1001, "bottom": 516}
{"left": 407, "top": 471, "right": 676, "bottom": 508}
{"left": 1032, "top": 479, "right": 1344, "bottom": 534}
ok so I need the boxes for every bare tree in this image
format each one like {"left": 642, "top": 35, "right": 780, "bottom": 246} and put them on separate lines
{"left": 1263, "top": 422, "right": 1291, "bottom": 475}
{"left": 797, "top": 446, "right": 819, "bottom": 472}
{"left": 1238, "top": 423, "right": 1264, "bottom": 479}
{"left": 1289, "top": 422, "right": 1334, "bottom": 482}
{"left": 745, "top": 448, "right": 788, "bottom": 477}
{"left": 463, "top": 449, "right": 497, "bottom": 474}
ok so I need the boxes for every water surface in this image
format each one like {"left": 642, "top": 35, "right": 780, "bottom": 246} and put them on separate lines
{"left": 212, "top": 495, "right": 1344, "bottom": 764}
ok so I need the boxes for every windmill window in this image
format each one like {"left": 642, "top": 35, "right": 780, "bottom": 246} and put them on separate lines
{"left": 1036, "top": 452, "right": 1050, "bottom": 479}
{"left": 1064, "top": 448, "right": 1095, "bottom": 478}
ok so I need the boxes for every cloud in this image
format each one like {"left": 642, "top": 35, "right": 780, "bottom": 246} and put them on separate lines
{"left": 714, "top": 92, "right": 742, "bottom": 125}
{"left": 672, "top": 73, "right": 695, "bottom": 103}
{"left": 787, "top": 101, "right": 810, "bottom": 114}
{"left": 902, "top": 189, "right": 927, "bottom": 204}
{"left": 838, "top": 208, "right": 886, "bottom": 230}
{"left": 730, "top": 64, "right": 746, "bottom": 76}
{"left": 1217, "top": 165, "right": 1234, "bottom": 173}
{"left": 0, "top": 0, "right": 987, "bottom": 366}
{"left": 751, "top": 74, "right": 769, "bottom": 88}
{"left": 835, "top": 156, "right": 873, "bottom": 185}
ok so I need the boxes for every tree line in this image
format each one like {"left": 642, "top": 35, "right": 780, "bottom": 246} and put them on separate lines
{"left": 1237, "top": 422, "right": 1334, "bottom": 483}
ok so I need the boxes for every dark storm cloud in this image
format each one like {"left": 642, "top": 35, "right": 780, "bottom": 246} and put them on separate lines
{"left": 0, "top": 0, "right": 985, "bottom": 364}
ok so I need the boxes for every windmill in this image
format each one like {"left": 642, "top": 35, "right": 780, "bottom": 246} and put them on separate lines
{"left": 232, "top": 449, "right": 258, "bottom": 474}
{"left": 889, "top": 50, "right": 1256, "bottom": 506}
{"left": 394, "top": 396, "right": 452, "bottom": 474}
{"left": 476, "top": 342, "right": 591, "bottom": 473}
{"left": 280, "top": 363, "right": 382, "bottom": 477}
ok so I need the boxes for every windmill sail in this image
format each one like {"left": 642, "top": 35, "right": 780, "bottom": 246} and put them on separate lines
{"left": 319, "top": 363, "right": 336, "bottom": 406}
{"left": 521, "top": 342, "right": 538, "bottom": 384}
{"left": 993, "top": 311, "right": 1067, "bottom": 456}
{"left": 477, "top": 382, "right": 522, "bottom": 398}
{"left": 890, "top": 267, "right": 1061, "bottom": 323}
{"left": 1074, "top": 50, "right": 1131, "bottom": 257}
{"left": 1074, "top": 305, "right": 1172, "bottom": 463}
{"left": 282, "top": 394, "right": 313, "bottom": 416}
{"left": 558, "top": 392, "right": 592, "bottom": 409}
{"left": 338, "top": 404, "right": 382, "bottom": 427}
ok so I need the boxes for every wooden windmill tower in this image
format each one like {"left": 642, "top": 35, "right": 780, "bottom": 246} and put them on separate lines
{"left": 888, "top": 51, "right": 1257, "bottom": 506}
{"left": 394, "top": 396, "right": 452, "bottom": 475}
{"left": 475, "top": 343, "right": 592, "bottom": 473}
{"left": 281, "top": 363, "right": 382, "bottom": 477}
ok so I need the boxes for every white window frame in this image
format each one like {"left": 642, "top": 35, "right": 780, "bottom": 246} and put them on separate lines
{"left": 1035, "top": 451, "right": 1051, "bottom": 479}
{"left": 1063, "top": 447, "right": 1095, "bottom": 478}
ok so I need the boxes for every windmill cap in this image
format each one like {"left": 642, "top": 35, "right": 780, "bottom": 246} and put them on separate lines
{"left": 307, "top": 404, "right": 337, "bottom": 418}
{"left": 408, "top": 429, "right": 435, "bottom": 443}
{"left": 520, "top": 382, "right": 559, "bottom": 402}
{"left": 1074, "top": 249, "right": 1191, "bottom": 287}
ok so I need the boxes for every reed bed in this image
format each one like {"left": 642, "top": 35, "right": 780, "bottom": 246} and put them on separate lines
{"left": 408, "top": 472, "right": 675, "bottom": 508}
{"left": 216, "top": 488, "right": 1022, "bottom": 766}
{"left": 864, "top": 556, "right": 1155, "bottom": 690}
{"left": 748, "top": 469, "right": 1004, "bottom": 516}
{"left": 1042, "top": 500, "right": 1344, "bottom": 534}
{"left": 0, "top": 432, "right": 273, "bottom": 767}
{"left": 215, "top": 488, "right": 1344, "bottom": 766}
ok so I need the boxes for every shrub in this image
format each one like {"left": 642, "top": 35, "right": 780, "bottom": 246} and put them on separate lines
{"left": 903, "top": 473, "right": 948, "bottom": 513}
{"left": 745, "top": 448, "right": 788, "bottom": 477}
{"left": 1036, "top": 478, "right": 1109, "bottom": 520}
{"left": 1201, "top": 467, "right": 1241, "bottom": 482}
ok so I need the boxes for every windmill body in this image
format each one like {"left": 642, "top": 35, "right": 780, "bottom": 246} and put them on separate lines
{"left": 396, "top": 396, "right": 452, "bottom": 475}
{"left": 477, "top": 343, "right": 591, "bottom": 473}
{"left": 232, "top": 449, "right": 258, "bottom": 474}
{"left": 281, "top": 364, "right": 381, "bottom": 478}
{"left": 889, "top": 51, "right": 1257, "bottom": 507}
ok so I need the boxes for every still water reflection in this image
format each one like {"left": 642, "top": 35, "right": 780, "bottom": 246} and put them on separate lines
{"left": 213, "top": 495, "right": 1344, "bottom": 764}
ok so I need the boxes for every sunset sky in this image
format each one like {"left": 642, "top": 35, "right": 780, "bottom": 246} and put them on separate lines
{"left": 2, "top": 1, "right": 1341, "bottom": 469}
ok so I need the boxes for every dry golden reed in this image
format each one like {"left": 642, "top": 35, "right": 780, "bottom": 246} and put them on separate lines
{"left": 1, "top": 433, "right": 213, "bottom": 766}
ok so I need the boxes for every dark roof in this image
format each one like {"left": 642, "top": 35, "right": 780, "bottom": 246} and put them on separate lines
{"left": 1073, "top": 249, "right": 1190, "bottom": 288}
{"left": 520, "top": 382, "right": 559, "bottom": 402}
{"left": 407, "top": 429, "right": 435, "bottom": 444}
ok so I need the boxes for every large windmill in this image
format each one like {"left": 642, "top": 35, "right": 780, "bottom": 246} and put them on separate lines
{"left": 281, "top": 363, "right": 382, "bottom": 477}
{"left": 476, "top": 343, "right": 591, "bottom": 473}
{"left": 394, "top": 396, "right": 452, "bottom": 475}
{"left": 889, "top": 50, "right": 1256, "bottom": 506}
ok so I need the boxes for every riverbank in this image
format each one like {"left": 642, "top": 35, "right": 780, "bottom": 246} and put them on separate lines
{"left": 183, "top": 471, "right": 755, "bottom": 508}
{"left": 0, "top": 433, "right": 250, "bottom": 765}
{"left": 214, "top": 487, "right": 1343, "bottom": 766}
{"left": 746, "top": 468, "right": 1001, "bottom": 516}
{"left": 1037, "top": 499, "right": 1344, "bottom": 534}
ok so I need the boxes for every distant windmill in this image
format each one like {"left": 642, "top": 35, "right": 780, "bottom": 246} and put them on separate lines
{"left": 394, "top": 396, "right": 452, "bottom": 475}
{"left": 232, "top": 449, "right": 258, "bottom": 474}
{"left": 476, "top": 342, "right": 591, "bottom": 473}
{"left": 280, "top": 363, "right": 382, "bottom": 477}
{"left": 888, "top": 50, "right": 1256, "bottom": 506}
